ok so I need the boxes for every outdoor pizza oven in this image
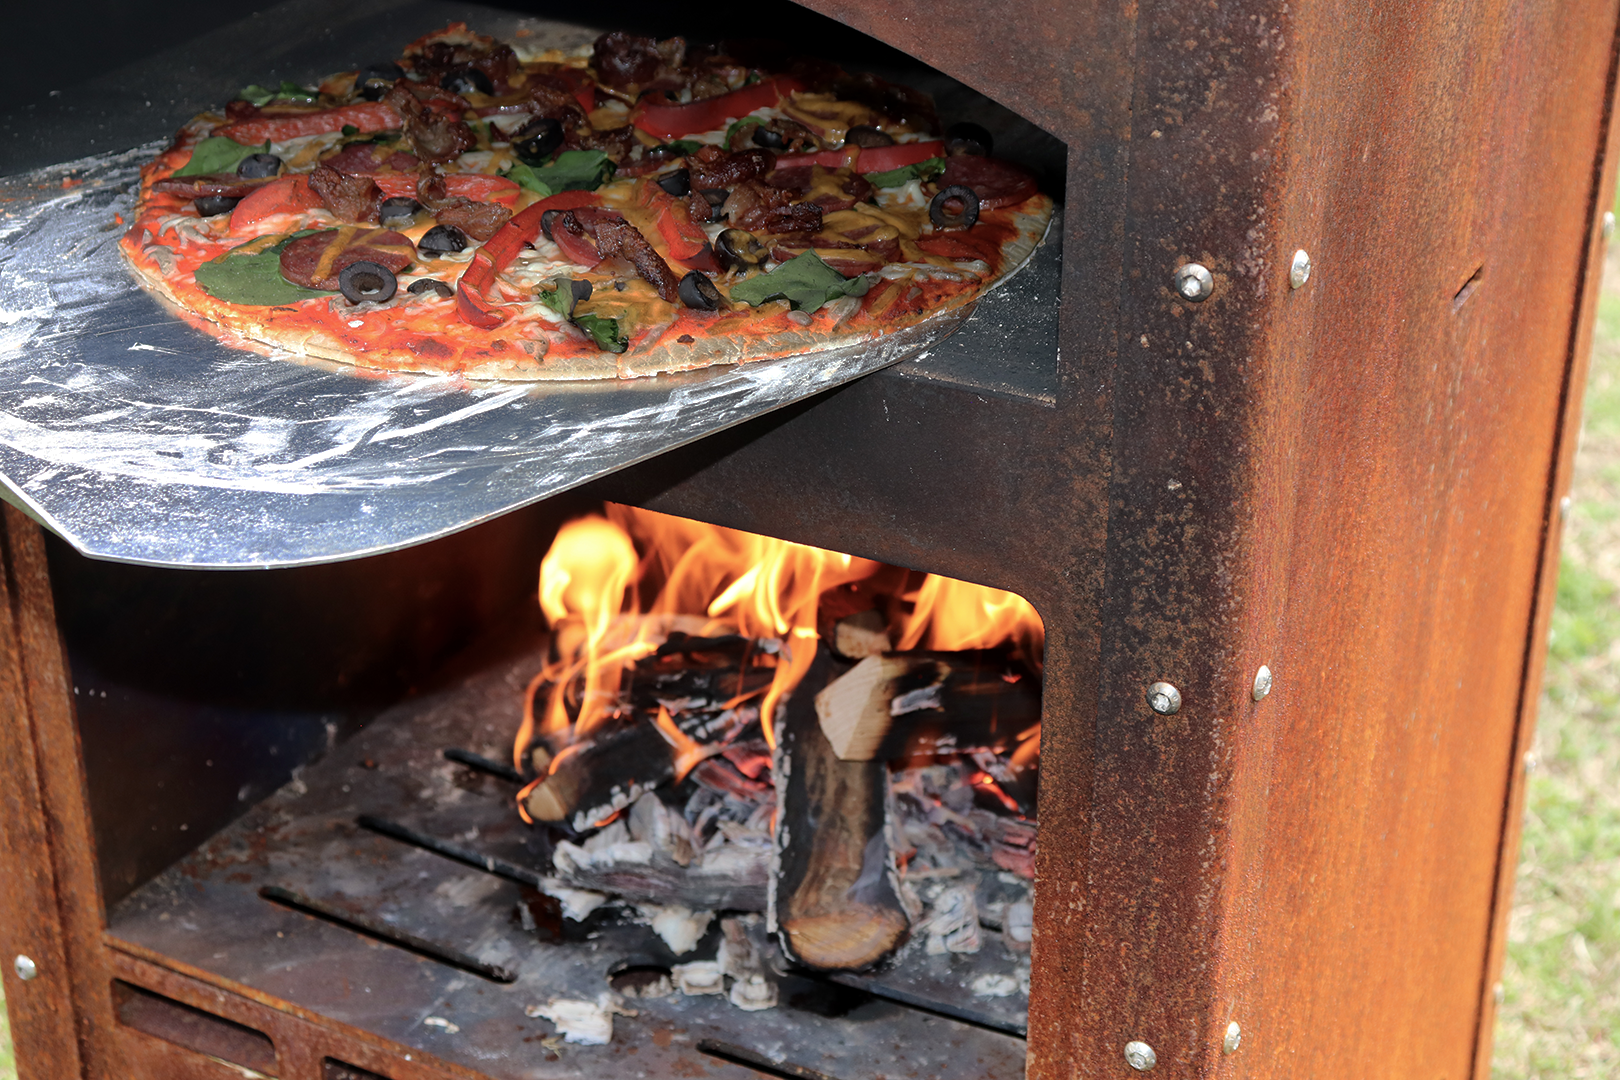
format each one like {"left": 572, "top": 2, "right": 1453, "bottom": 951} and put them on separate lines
{"left": 1, "top": 0, "right": 1617, "bottom": 1078}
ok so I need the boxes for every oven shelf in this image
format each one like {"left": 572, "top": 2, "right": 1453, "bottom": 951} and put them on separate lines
{"left": 106, "top": 624, "right": 1028, "bottom": 1080}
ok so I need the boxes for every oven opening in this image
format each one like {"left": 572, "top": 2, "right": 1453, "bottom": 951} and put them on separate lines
{"left": 56, "top": 500, "right": 1041, "bottom": 1079}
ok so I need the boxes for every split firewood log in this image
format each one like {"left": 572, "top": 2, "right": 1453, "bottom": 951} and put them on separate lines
{"left": 814, "top": 650, "right": 1041, "bottom": 762}
{"left": 773, "top": 649, "right": 911, "bottom": 971}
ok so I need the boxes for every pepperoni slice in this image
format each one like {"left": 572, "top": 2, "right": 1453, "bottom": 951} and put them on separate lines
{"left": 939, "top": 156, "right": 1038, "bottom": 210}
{"left": 279, "top": 227, "right": 415, "bottom": 290}
{"left": 213, "top": 102, "right": 401, "bottom": 144}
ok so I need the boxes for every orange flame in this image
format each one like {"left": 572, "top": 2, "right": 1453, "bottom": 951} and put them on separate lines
{"left": 515, "top": 505, "right": 1046, "bottom": 781}
{"left": 650, "top": 704, "right": 712, "bottom": 782}
{"left": 895, "top": 574, "right": 1044, "bottom": 667}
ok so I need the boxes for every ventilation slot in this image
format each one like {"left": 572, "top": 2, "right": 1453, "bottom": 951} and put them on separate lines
{"left": 113, "top": 980, "right": 277, "bottom": 1076}
{"left": 323, "top": 1058, "right": 394, "bottom": 1080}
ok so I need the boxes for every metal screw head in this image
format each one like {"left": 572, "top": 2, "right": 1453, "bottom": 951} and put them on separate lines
{"left": 1172, "top": 263, "right": 1214, "bottom": 302}
{"left": 1289, "top": 249, "right": 1312, "bottom": 289}
{"left": 1605, "top": 211, "right": 1616, "bottom": 241}
{"left": 1560, "top": 495, "right": 1572, "bottom": 521}
{"left": 1124, "top": 1041, "right": 1158, "bottom": 1071}
{"left": 1223, "top": 1021, "right": 1242, "bottom": 1054}
{"left": 1252, "top": 665, "right": 1272, "bottom": 701}
{"left": 14, "top": 955, "right": 38, "bottom": 981}
{"left": 1146, "top": 682, "right": 1181, "bottom": 715}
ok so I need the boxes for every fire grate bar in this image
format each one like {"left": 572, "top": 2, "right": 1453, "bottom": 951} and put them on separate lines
{"left": 258, "top": 885, "right": 517, "bottom": 984}
{"left": 825, "top": 972, "right": 1028, "bottom": 1038}
{"left": 442, "top": 748, "right": 524, "bottom": 785}
{"left": 355, "top": 815, "right": 544, "bottom": 889}
{"left": 697, "top": 1039, "right": 844, "bottom": 1080}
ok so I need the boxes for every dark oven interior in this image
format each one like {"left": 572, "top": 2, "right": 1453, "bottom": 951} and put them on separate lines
{"left": 12, "top": 2, "right": 1086, "bottom": 1077}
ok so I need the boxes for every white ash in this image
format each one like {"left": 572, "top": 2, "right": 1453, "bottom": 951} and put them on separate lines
{"left": 629, "top": 791, "right": 695, "bottom": 867}
{"left": 526, "top": 994, "right": 635, "bottom": 1045}
{"left": 1004, "top": 901, "right": 1034, "bottom": 948}
{"left": 729, "top": 974, "right": 779, "bottom": 1011}
{"left": 671, "top": 960, "right": 725, "bottom": 996}
{"left": 539, "top": 878, "right": 610, "bottom": 922}
{"left": 920, "top": 886, "right": 981, "bottom": 955}
{"left": 641, "top": 904, "right": 713, "bottom": 955}
{"left": 718, "top": 916, "right": 780, "bottom": 1011}
{"left": 971, "top": 973, "right": 1019, "bottom": 998}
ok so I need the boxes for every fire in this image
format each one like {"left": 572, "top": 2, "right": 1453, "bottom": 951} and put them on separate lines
{"left": 515, "top": 505, "right": 1044, "bottom": 792}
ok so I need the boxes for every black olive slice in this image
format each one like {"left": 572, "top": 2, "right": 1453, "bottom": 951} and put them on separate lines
{"left": 944, "top": 121, "right": 994, "bottom": 157}
{"left": 540, "top": 209, "right": 562, "bottom": 241}
{"left": 236, "top": 153, "right": 282, "bottom": 179}
{"left": 418, "top": 224, "right": 469, "bottom": 255}
{"left": 355, "top": 62, "right": 403, "bottom": 101}
{"left": 339, "top": 260, "right": 398, "bottom": 305}
{"left": 700, "top": 188, "right": 729, "bottom": 208}
{"left": 678, "top": 271, "right": 723, "bottom": 311}
{"left": 570, "top": 279, "right": 594, "bottom": 305}
{"left": 513, "top": 117, "right": 564, "bottom": 166}
{"left": 929, "top": 185, "right": 981, "bottom": 229}
{"left": 844, "top": 125, "right": 895, "bottom": 149}
{"left": 378, "top": 197, "right": 422, "bottom": 226}
{"left": 657, "top": 168, "right": 692, "bottom": 198}
{"left": 194, "top": 195, "right": 241, "bottom": 217}
{"left": 751, "top": 125, "right": 786, "bottom": 150}
{"left": 440, "top": 67, "right": 494, "bottom": 96}
{"left": 407, "top": 279, "right": 454, "bottom": 299}
{"left": 715, "top": 228, "right": 767, "bottom": 271}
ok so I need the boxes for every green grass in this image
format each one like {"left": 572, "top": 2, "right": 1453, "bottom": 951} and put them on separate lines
{"left": 0, "top": 988, "right": 11, "bottom": 1079}
{"left": 1491, "top": 255, "right": 1620, "bottom": 1079}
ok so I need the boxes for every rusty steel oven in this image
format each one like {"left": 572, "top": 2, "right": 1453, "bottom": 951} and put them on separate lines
{"left": 3, "top": 0, "right": 1619, "bottom": 1078}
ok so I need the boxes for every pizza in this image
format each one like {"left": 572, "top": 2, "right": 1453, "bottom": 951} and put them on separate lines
{"left": 119, "top": 23, "right": 1054, "bottom": 381}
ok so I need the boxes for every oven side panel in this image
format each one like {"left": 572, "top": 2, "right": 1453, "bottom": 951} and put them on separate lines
{"left": 0, "top": 507, "right": 122, "bottom": 1079}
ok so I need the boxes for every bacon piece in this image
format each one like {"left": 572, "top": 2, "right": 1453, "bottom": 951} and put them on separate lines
{"left": 383, "top": 82, "right": 476, "bottom": 164}
{"left": 309, "top": 164, "right": 383, "bottom": 223}
{"left": 594, "top": 219, "right": 682, "bottom": 302}
{"left": 685, "top": 190, "right": 713, "bottom": 224}
{"left": 688, "top": 145, "right": 774, "bottom": 190}
{"left": 722, "top": 180, "right": 823, "bottom": 234}
{"left": 434, "top": 201, "right": 511, "bottom": 241}
{"left": 151, "top": 175, "right": 275, "bottom": 199}
{"left": 279, "top": 227, "right": 415, "bottom": 290}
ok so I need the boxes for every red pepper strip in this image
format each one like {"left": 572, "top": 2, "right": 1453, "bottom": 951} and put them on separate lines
{"left": 213, "top": 101, "right": 401, "bottom": 144}
{"left": 633, "top": 77, "right": 806, "bottom": 140}
{"left": 772, "top": 140, "right": 946, "bottom": 174}
{"left": 453, "top": 190, "right": 600, "bottom": 327}
{"left": 639, "top": 180, "right": 708, "bottom": 261}
{"left": 573, "top": 80, "right": 597, "bottom": 114}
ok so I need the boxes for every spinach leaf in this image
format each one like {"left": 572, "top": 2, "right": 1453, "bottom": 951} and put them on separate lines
{"left": 173, "top": 136, "right": 272, "bottom": 178}
{"left": 656, "top": 139, "right": 704, "bottom": 155}
{"left": 725, "top": 117, "right": 764, "bottom": 146}
{"left": 239, "top": 80, "right": 318, "bottom": 106}
{"left": 529, "top": 150, "right": 616, "bottom": 193}
{"left": 502, "top": 160, "right": 552, "bottom": 196}
{"left": 194, "top": 231, "right": 335, "bottom": 306}
{"left": 574, "top": 313, "right": 628, "bottom": 353}
{"left": 728, "top": 251, "right": 871, "bottom": 314}
{"left": 865, "top": 157, "right": 946, "bottom": 188}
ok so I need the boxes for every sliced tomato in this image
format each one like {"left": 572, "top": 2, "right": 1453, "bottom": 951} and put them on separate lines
{"left": 213, "top": 101, "right": 401, "bottom": 144}
{"left": 371, "top": 173, "right": 522, "bottom": 206}
{"left": 633, "top": 77, "right": 805, "bottom": 139}
{"left": 772, "top": 140, "right": 946, "bottom": 175}
{"left": 638, "top": 180, "right": 709, "bottom": 262}
{"left": 228, "top": 174, "right": 324, "bottom": 229}
{"left": 453, "top": 190, "right": 600, "bottom": 327}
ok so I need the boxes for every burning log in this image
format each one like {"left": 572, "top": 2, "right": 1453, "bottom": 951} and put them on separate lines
{"left": 548, "top": 791, "right": 771, "bottom": 911}
{"left": 524, "top": 715, "right": 681, "bottom": 830}
{"left": 814, "top": 651, "right": 1040, "bottom": 762}
{"left": 773, "top": 650, "right": 911, "bottom": 971}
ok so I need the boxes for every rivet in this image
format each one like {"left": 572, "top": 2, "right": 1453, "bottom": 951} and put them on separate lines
{"left": 1124, "top": 1041, "right": 1158, "bottom": 1071}
{"left": 1289, "top": 248, "right": 1311, "bottom": 289}
{"left": 1172, "top": 263, "right": 1214, "bottom": 302}
{"left": 1146, "top": 682, "right": 1181, "bottom": 715}
{"left": 14, "top": 955, "right": 38, "bottom": 981}
{"left": 1223, "top": 1021, "right": 1242, "bottom": 1054}
{"left": 1560, "top": 495, "right": 1572, "bottom": 521}
{"left": 1605, "top": 211, "right": 1616, "bottom": 241}
{"left": 1252, "top": 665, "right": 1272, "bottom": 701}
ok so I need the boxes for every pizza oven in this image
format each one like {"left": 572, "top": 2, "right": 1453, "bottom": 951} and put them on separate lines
{"left": 1, "top": 0, "right": 1615, "bottom": 1078}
